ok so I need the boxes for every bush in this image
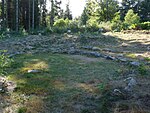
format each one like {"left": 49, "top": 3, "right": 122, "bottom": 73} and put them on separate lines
{"left": 53, "top": 18, "right": 70, "bottom": 28}
{"left": 111, "top": 12, "right": 122, "bottom": 32}
{"left": 99, "top": 21, "right": 112, "bottom": 32}
{"left": 69, "top": 20, "right": 79, "bottom": 32}
{"left": 124, "top": 9, "right": 140, "bottom": 27}
{"left": 140, "top": 22, "right": 150, "bottom": 30}
{"left": 86, "top": 17, "right": 99, "bottom": 32}
{"left": 0, "top": 50, "right": 12, "bottom": 75}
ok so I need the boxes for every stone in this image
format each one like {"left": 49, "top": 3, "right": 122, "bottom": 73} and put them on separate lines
{"left": 92, "top": 47, "right": 101, "bottom": 51}
{"left": 26, "top": 45, "right": 34, "bottom": 50}
{"left": 67, "top": 30, "right": 71, "bottom": 33}
{"left": 130, "top": 61, "right": 140, "bottom": 66}
{"left": 117, "top": 54, "right": 124, "bottom": 57}
{"left": 102, "top": 48, "right": 112, "bottom": 52}
{"left": 106, "top": 56, "right": 115, "bottom": 60}
{"left": 5, "top": 81, "right": 17, "bottom": 92}
{"left": 117, "top": 57, "right": 127, "bottom": 62}
{"left": 98, "top": 28, "right": 104, "bottom": 33}
{"left": 27, "top": 69, "right": 40, "bottom": 73}
{"left": 124, "top": 77, "right": 137, "bottom": 92}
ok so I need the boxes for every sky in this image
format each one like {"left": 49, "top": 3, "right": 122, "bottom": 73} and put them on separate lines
{"left": 47, "top": 0, "right": 122, "bottom": 18}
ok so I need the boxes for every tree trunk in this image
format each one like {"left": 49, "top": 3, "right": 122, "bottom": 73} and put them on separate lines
{"left": 50, "top": 0, "right": 54, "bottom": 27}
{"left": 32, "top": 0, "right": 35, "bottom": 30}
{"left": 1, "top": 0, "right": 5, "bottom": 31}
{"left": 16, "top": 0, "right": 19, "bottom": 31}
{"left": 28, "top": 0, "right": 31, "bottom": 31}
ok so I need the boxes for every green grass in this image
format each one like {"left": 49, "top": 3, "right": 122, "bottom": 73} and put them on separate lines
{"left": 4, "top": 53, "right": 128, "bottom": 112}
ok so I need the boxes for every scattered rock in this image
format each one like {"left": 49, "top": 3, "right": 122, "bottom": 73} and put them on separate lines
{"left": 67, "top": 30, "right": 71, "bottom": 33}
{"left": 117, "top": 54, "right": 124, "bottom": 57}
{"left": 124, "top": 77, "right": 137, "bottom": 92}
{"left": 102, "top": 48, "right": 113, "bottom": 52}
{"left": 5, "top": 81, "right": 17, "bottom": 92}
{"left": 81, "top": 46, "right": 93, "bottom": 50}
{"left": 81, "top": 51, "right": 101, "bottom": 57}
{"left": 106, "top": 56, "right": 115, "bottom": 60}
{"left": 27, "top": 69, "right": 40, "bottom": 73}
{"left": 117, "top": 57, "right": 128, "bottom": 62}
{"left": 92, "top": 47, "right": 101, "bottom": 51}
{"left": 0, "top": 77, "right": 16, "bottom": 93}
{"left": 130, "top": 61, "right": 140, "bottom": 66}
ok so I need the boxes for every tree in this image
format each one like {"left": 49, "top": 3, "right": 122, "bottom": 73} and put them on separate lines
{"left": 124, "top": 9, "right": 140, "bottom": 25}
{"left": 139, "top": 0, "right": 150, "bottom": 22}
{"left": 97, "top": 0, "right": 119, "bottom": 22}
{"left": 32, "top": 0, "right": 35, "bottom": 30}
{"left": 80, "top": 0, "right": 98, "bottom": 25}
{"left": 1, "top": 0, "right": 5, "bottom": 31}
{"left": 80, "top": 7, "right": 89, "bottom": 25}
{"left": 50, "top": 0, "right": 54, "bottom": 26}
{"left": 120, "top": 0, "right": 139, "bottom": 20}
{"left": 64, "top": 2, "right": 72, "bottom": 20}
{"left": 15, "top": 0, "right": 19, "bottom": 31}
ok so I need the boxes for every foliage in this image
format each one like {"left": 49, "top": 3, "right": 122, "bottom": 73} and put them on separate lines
{"left": 97, "top": 0, "right": 119, "bottom": 22}
{"left": 64, "top": 3, "right": 73, "bottom": 20}
{"left": 86, "top": 17, "right": 99, "bottom": 32}
{"left": 138, "top": 65, "right": 147, "bottom": 76}
{"left": 53, "top": 18, "right": 70, "bottom": 28}
{"left": 80, "top": 7, "right": 89, "bottom": 25}
{"left": 140, "top": 22, "right": 150, "bottom": 30}
{"left": 99, "top": 21, "right": 112, "bottom": 32}
{"left": 139, "top": 0, "right": 150, "bottom": 22}
{"left": 0, "top": 50, "right": 12, "bottom": 75}
{"left": 111, "top": 12, "right": 122, "bottom": 31}
{"left": 124, "top": 9, "right": 140, "bottom": 28}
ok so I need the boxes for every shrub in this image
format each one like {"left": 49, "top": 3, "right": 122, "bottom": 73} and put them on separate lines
{"left": 0, "top": 50, "right": 12, "bottom": 75}
{"left": 86, "top": 17, "right": 99, "bottom": 32}
{"left": 53, "top": 18, "right": 70, "bottom": 28}
{"left": 140, "top": 22, "right": 150, "bottom": 30}
{"left": 124, "top": 9, "right": 140, "bottom": 28}
{"left": 99, "top": 21, "right": 112, "bottom": 32}
{"left": 69, "top": 20, "right": 79, "bottom": 32}
{"left": 111, "top": 12, "right": 122, "bottom": 32}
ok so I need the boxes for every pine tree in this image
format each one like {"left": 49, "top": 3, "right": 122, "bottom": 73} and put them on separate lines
{"left": 64, "top": 1, "right": 72, "bottom": 20}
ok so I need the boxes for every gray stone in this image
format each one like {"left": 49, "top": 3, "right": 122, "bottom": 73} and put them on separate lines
{"left": 124, "top": 77, "right": 137, "bottom": 92}
{"left": 130, "top": 61, "right": 140, "bottom": 66}
{"left": 106, "top": 56, "right": 115, "bottom": 60}
{"left": 102, "top": 48, "right": 112, "bottom": 52}
{"left": 92, "top": 47, "right": 101, "bottom": 51}
{"left": 27, "top": 69, "right": 40, "bottom": 73}
{"left": 5, "top": 81, "right": 17, "bottom": 92}
{"left": 67, "top": 30, "right": 71, "bottom": 33}
{"left": 118, "top": 57, "right": 127, "bottom": 62}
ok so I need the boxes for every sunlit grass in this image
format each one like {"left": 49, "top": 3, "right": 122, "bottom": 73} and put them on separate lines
{"left": 5, "top": 53, "right": 129, "bottom": 112}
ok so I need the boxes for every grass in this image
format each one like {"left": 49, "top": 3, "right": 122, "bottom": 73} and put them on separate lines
{"left": 4, "top": 53, "right": 128, "bottom": 113}
{"left": 1, "top": 31, "right": 149, "bottom": 112}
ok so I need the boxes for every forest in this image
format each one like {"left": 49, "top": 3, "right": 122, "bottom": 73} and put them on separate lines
{"left": 0, "top": 0, "right": 150, "bottom": 113}
{"left": 0, "top": 0, "right": 149, "bottom": 33}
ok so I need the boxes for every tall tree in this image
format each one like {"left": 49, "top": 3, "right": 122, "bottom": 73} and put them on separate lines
{"left": 32, "top": 0, "right": 35, "bottom": 30}
{"left": 15, "top": 0, "right": 19, "bottom": 31}
{"left": 120, "top": 0, "right": 138, "bottom": 20}
{"left": 1, "top": 0, "right": 5, "bottom": 31}
{"left": 64, "top": 1, "right": 72, "bottom": 20}
{"left": 50, "top": 0, "right": 54, "bottom": 26}
{"left": 28, "top": 0, "right": 31, "bottom": 31}
{"left": 139, "top": 0, "right": 150, "bottom": 21}
{"left": 42, "top": 0, "right": 47, "bottom": 27}
{"left": 97, "top": 0, "right": 119, "bottom": 21}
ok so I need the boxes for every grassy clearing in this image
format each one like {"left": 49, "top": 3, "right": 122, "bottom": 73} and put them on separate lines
{"left": 4, "top": 53, "right": 128, "bottom": 113}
